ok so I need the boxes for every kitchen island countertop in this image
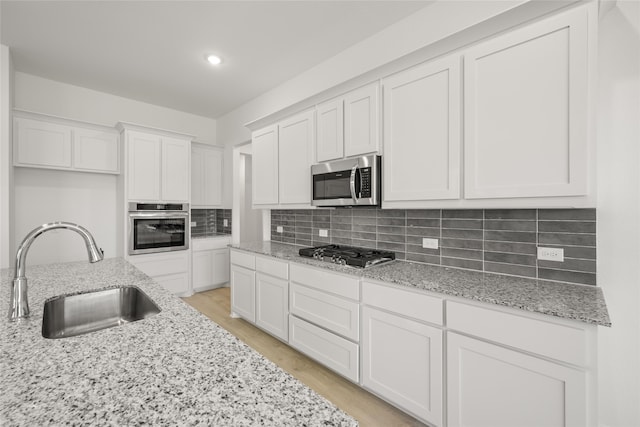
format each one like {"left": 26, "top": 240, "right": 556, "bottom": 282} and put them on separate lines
{"left": 0, "top": 258, "right": 356, "bottom": 426}
{"left": 231, "top": 241, "right": 610, "bottom": 327}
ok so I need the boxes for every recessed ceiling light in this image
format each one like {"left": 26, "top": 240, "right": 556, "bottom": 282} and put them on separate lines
{"left": 206, "top": 54, "right": 222, "bottom": 65}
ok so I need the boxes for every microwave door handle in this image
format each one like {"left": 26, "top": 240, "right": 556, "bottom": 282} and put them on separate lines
{"left": 349, "top": 164, "right": 358, "bottom": 203}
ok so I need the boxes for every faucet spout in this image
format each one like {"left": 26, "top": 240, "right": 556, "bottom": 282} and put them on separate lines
{"left": 9, "top": 222, "right": 104, "bottom": 322}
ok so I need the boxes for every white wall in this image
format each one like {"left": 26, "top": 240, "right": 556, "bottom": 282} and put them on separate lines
{"left": 0, "top": 45, "right": 14, "bottom": 269}
{"left": 596, "top": 2, "right": 640, "bottom": 426}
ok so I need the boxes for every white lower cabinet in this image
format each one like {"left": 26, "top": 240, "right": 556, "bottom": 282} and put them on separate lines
{"left": 256, "top": 272, "right": 289, "bottom": 341}
{"left": 447, "top": 332, "right": 587, "bottom": 427}
{"left": 192, "top": 237, "right": 231, "bottom": 292}
{"left": 289, "top": 315, "right": 359, "bottom": 382}
{"left": 128, "top": 251, "right": 191, "bottom": 296}
{"left": 230, "top": 264, "right": 255, "bottom": 322}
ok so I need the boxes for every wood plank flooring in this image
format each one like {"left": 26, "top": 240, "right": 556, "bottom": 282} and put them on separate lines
{"left": 182, "top": 287, "right": 426, "bottom": 427}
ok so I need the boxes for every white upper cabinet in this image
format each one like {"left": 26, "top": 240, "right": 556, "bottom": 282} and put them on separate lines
{"left": 191, "top": 143, "right": 223, "bottom": 208}
{"left": 252, "top": 110, "right": 314, "bottom": 208}
{"left": 382, "top": 56, "right": 461, "bottom": 205}
{"left": 463, "top": 6, "right": 591, "bottom": 200}
{"left": 278, "top": 110, "right": 314, "bottom": 205}
{"left": 252, "top": 124, "right": 279, "bottom": 206}
{"left": 124, "top": 128, "right": 190, "bottom": 202}
{"left": 316, "top": 82, "right": 379, "bottom": 162}
{"left": 344, "top": 83, "right": 379, "bottom": 158}
{"left": 316, "top": 98, "right": 344, "bottom": 162}
{"left": 14, "top": 114, "right": 119, "bottom": 174}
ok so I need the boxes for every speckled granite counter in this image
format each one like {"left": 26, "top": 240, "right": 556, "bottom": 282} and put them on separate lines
{"left": 231, "top": 241, "right": 610, "bottom": 327}
{"left": 0, "top": 258, "right": 357, "bottom": 426}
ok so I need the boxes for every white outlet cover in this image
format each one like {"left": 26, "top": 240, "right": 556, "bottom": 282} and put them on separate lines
{"left": 319, "top": 229, "right": 328, "bottom": 237}
{"left": 223, "top": 219, "right": 229, "bottom": 227}
{"left": 276, "top": 226, "right": 283, "bottom": 233}
{"left": 422, "top": 238, "right": 439, "bottom": 249}
{"left": 190, "top": 221, "right": 197, "bottom": 227}
{"left": 537, "top": 247, "right": 564, "bottom": 262}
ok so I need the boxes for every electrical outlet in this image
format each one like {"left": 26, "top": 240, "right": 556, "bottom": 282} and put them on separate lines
{"left": 422, "top": 238, "right": 439, "bottom": 249}
{"left": 276, "top": 226, "right": 283, "bottom": 233}
{"left": 319, "top": 229, "right": 328, "bottom": 237}
{"left": 223, "top": 219, "right": 228, "bottom": 227}
{"left": 537, "top": 247, "right": 564, "bottom": 262}
{"left": 190, "top": 221, "right": 197, "bottom": 227}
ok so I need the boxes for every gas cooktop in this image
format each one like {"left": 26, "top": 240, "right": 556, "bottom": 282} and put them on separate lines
{"left": 298, "top": 244, "right": 396, "bottom": 268}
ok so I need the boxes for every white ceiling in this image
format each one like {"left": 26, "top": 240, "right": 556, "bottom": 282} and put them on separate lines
{"left": 1, "top": 1, "right": 431, "bottom": 119}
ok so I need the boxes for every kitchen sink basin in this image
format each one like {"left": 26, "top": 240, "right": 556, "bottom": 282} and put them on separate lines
{"left": 42, "top": 286, "right": 161, "bottom": 339}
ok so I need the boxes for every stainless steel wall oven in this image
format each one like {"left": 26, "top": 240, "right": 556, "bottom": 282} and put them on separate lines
{"left": 128, "top": 202, "right": 189, "bottom": 255}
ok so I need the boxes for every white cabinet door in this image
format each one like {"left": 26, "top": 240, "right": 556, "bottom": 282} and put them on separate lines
{"left": 278, "top": 110, "right": 314, "bottom": 205}
{"left": 74, "top": 128, "right": 119, "bottom": 173}
{"left": 361, "top": 306, "right": 443, "bottom": 426}
{"left": 192, "top": 250, "right": 213, "bottom": 290}
{"left": 344, "top": 82, "right": 379, "bottom": 158}
{"left": 127, "top": 131, "right": 161, "bottom": 201}
{"left": 316, "top": 97, "right": 344, "bottom": 162}
{"left": 464, "top": 7, "right": 590, "bottom": 199}
{"left": 252, "top": 125, "right": 279, "bottom": 206}
{"left": 211, "top": 248, "right": 229, "bottom": 286}
{"left": 447, "top": 332, "right": 587, "bottom": 427}
{"left": 14, "top": 117, "right": 72, "bottom": 169}
{"left": 230, "top": 264, "right": 256, "bottom": 322}
{"left": 161, "top": 137, "right": 190, "bottom": 202}
{"left": 383, "top": 55, "right": 461, "bottom": 203}
{"left": 256, "top": 272, "right": 289, "bottom": 341}
{"left": 191, "top": 145, "right": 223, "bottom": 207}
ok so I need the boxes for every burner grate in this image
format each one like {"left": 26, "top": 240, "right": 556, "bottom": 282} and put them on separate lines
{"left": 298, "top": 244, "right": 395, "bottom": 268}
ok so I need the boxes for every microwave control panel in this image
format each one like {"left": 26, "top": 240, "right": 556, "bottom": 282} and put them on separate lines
{"left": 360, "top": 167, "right": 372, "bottom": 197}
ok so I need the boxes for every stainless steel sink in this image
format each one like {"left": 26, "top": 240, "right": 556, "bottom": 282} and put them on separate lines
{"left": 42, "top": 286, "right": 161, "bottom": 339}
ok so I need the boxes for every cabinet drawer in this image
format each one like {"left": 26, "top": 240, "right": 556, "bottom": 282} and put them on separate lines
{"left": 290, "top": 282, "right": 359, "bottom": 341}
{"left": 192, "top": 237, "right": 230, "bottom": 251}
{"left": 129, "top": 252, "right": 189, "bottom": 278}
{"left": 289, "top": 315, "right": 359, "bottom": 382}
{"left": 446, "top": 301, "right": 589, "bottom": 366}
{"left": 256, "top": 255, "right": 289, "bottom": 280}
{"left": 362, "top": 281, "right": 443, "bottom": 326}
{"left": 230, "top": 249, "right": 256, "bottom": 270}
{"left": 290, "top": 263, "right": 359, "bottom": 300}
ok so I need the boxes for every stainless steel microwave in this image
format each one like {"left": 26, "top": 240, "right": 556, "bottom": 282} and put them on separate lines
{"left": 311, "top": 154, "right": 381, "bottom": 207}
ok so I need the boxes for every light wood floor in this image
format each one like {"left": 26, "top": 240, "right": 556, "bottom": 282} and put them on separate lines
{"left": 182, "top": 287, "right": 426, "bottom": 427}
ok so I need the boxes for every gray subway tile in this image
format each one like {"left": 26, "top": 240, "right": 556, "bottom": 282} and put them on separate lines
{"left": 332, "top": 236, "right": 353, "bottom": 246}
{"left": 442, "top": 219, "right": 483, "bottom": 230}
{"left": 332, "top": 222, "right": 352, "bottom": 231}
{"left": 406, "top": 244, "right": 440, "bottom": 256}
{"left": 405, "top": 227, "right": 440, "bottom": 238}
{"left": 353, "top": 224, "right": 377, "bottom": 233}
{"left": 441, "top": 238, "right": 484, "bottom": 250}
{"left": 538, "top": 268, "right": 597, "bottom": 286}
{"left": 485, "top": 209, "right": 536, "bottom": 220}
{"left": 441, "top": 247, "right": 483, "bottom": 260}
{"left": 538, "top": 221, "right": 596, "bottom": 234}
{"left": 484, "top": 241, "right": 537, "bottom": 255}
{"left": 376, "top": 241, "right": 406, "bottom": 253}
{"left": 442, "top": 257, "right": 483, "bottom": 271}
{"left": 332, "top": 215, "right": 353, "bottom": 224}
{"left": 407, "top": 218, "right": 441, "bottom": 228}
{"left": 377, "top": 233, "right": 406, "bottom": 244}
{"left": 352, "top": 231, "right": 377, "bottom": 240}
{"left": 484, "top": 220, "right": 536, "bottom": 232}
{"left": 377, "top": 217, "right": 406, "bottom": 227}
{"left": 484, "top": 251, "right": 536, "bottom": 266}
{"left": 352, "top": 208, "right": 377, "bottom": 218}
{"left": 331, "top": 209, "right": 353, "bottom": 217}
{"left": 406, "top": 253, "right": 441, "bottom": 265}
{"left": 484, "top": 230, "right": 537, "bottom": 243}
{"left": 538, "top": 209, "right": 596, "bottom": 221}
{"left": 538, "top": 258, "right": 596, "bottom": 273}
{"left": 407, "top": 209, "right": 440, "bottom": 218}
{"left": 377, "top": 225, "right": 406, "bottom": 235}
{"left": 443, "top": 209, "right": 483, "bottom": 219}
{"left": 353, "top": 216, "right": 377, "bottom": 225}
{"left": 377, "top": 209, "right": 406, "bottom": 218}
{"left": 442, "top": 228, "right": 484, "bottom": 240}
{"left": 295, "top": 239, "right": 312, "bottom": 247}
{"left": 351, "top": 239, "right": 377, "bottom": 250}
{"left": 538, "top": 232, "right": 596, "bottom": 247}
{"left": 485, "top": 262, "right": 537, "bottom": 278}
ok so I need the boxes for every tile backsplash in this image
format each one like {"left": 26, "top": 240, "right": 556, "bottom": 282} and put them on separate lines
{"left": 191, "top": 209, "right": 232, "bottom": 237}
{"left": 271, "top": 208, "right": 597, "bottom": 286}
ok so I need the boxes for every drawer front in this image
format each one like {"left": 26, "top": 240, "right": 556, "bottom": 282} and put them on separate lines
{"left": 362, "top": 281, "right": 444, "bottom": 325}
{"left": 289, "top": 315, "right": 359, "bottom": 382}
{"left": 230, "top": 249, "right": 256, "bottom": 270}
{"left": 129, "top": 252, "right": 189, "bottom": 277}
{"left": 446, "top": 301, "right": 589, "bottom": 366}
{"left": 290, "top": 263, "right": 359, "bottom": 300}
{"left": 256, "top": 255, "right": 289, "bottom": 280}
{"left": 192, "top": 236, "right": 231, "bottom": 251}
{"left": 290, "top": 283, "right": 359, "bottom": 341}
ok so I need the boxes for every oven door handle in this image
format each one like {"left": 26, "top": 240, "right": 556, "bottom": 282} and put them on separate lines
{"left": 129, "top": 211, "right": 189, "bottom": 219}
{"left": 349, "top": 164, "right": 359, "bottom": 203}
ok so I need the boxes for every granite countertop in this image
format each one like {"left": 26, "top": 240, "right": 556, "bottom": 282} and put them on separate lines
{"left": 231, "top": 241, "right": 611, "bottom": 327}
{"left": 0, "top": 258, "right": 356, "bottom": 426}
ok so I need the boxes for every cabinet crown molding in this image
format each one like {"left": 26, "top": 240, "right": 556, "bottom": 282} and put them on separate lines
{"left": 13, "top": 109, "right": 118, "bottom": 134}
{"left": 116, "top": 121, "right": 194, "bottom": 140}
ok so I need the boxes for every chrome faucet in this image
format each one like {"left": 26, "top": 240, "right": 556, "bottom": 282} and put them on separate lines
{"left": 9, "top": 222, "right": 104, "bottom": 321}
